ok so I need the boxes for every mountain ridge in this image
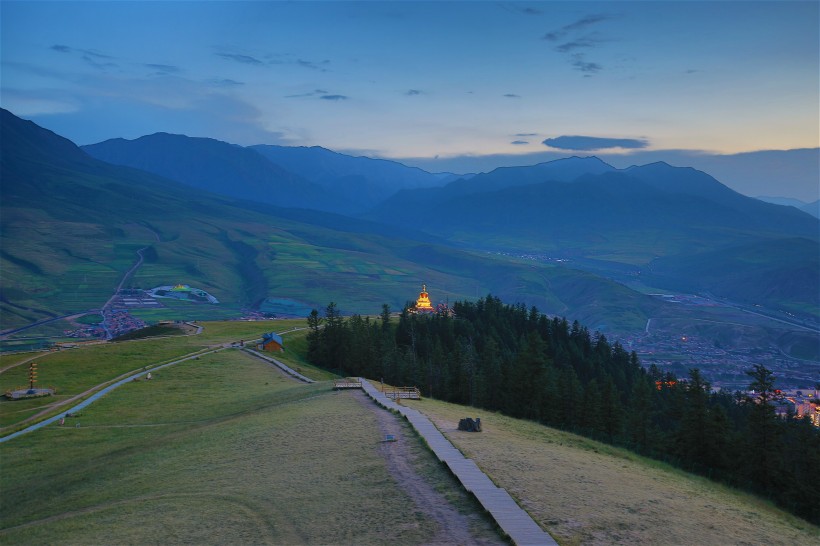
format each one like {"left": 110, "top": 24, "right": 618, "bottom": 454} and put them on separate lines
{"left": 2, "top": 108, "right": 664, "bottom": 332}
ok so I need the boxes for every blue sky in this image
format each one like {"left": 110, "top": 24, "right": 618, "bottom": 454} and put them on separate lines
{"left": 2, "top": 1, "right": 818, "bottom": 198}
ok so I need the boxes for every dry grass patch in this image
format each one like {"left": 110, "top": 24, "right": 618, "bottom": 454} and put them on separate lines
{"left": 407, "top": 398, "right": 819, "bottom": 545}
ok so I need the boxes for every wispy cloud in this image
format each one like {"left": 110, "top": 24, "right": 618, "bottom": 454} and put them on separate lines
{"left": 297, "top": 59, "right": 330, "bottom": 71}
{"left": 145, "top": 63, "right": 181, "bottom": 75}
{"left": 543, "top": 13, "right": 615, "bottom": 75}
{"left": 543, "top": 135, "right": 649, "bottom": 151}
{"left": 405, "top": 89, "right": 423, "bottom": 96}
{"left": 499, "top": 3, "right": 543, "bottom": 16}
{"left": 217, "top": 52, "right": 263, "bottom": 65}
{"left": 511, "top": 140, "right": 529, "bottom": 145}
{"left": 320, "top": 94, "right": 348, "bottom": 101}
{"left": 209, "top": 78, "right": 244, "bottom": 87}
{"left": 503, "top": 93, "right": 521, "bottom": 98}
{"left": 543, "top": 14, "right": 614, "bottom": 42}
{"left": 284, "top": 89, "right": 329, "bottom": 98}
{"left": 571, "top": 56, "right": 602, "bottom": 74}
{"left": 50, "top": 44, "right": 118, "bottom": 71}
{"left": 515, "top": 133, "right": 538, "bottom": 137}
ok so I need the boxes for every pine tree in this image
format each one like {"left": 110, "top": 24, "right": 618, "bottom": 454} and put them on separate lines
{"left": 744, "top": 364, "right": 783, "bottom": 492}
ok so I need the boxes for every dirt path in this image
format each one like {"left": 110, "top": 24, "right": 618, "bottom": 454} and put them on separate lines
{"left": 351, "top": 390, "right": 503, "bottom": 546}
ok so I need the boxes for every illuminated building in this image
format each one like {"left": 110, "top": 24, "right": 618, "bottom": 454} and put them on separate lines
{"left": 415, "top": 284, "right": 434, "bottom": 312}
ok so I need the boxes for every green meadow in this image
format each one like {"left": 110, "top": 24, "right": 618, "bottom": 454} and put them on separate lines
{"left": 0, "top": 320, "right": 303, "bottom": 431}
{"left": 2, "top": 323, "right": 818, "bottom": 544}
{"left": 0, "top": 333, "right": 500, "bottom": 545}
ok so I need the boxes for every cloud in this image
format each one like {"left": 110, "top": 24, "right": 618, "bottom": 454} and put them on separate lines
{"left": 296, "top": 59, "right": 330, "bottom": 71}
{"left": 320, "top": 94, "right": 348, "bottom": 101}
{"left": 555, "top": 38, "right": 601, "bottom": 53}
{"left": 543, "top": 135, "right": 649, "bottom": 151}
{"left": 503, "top": 93, "right": 521, "bottom": 98}
{"left": 499, "top": 4, "right": 543, "bottom": 16}
{"left": 145, "top": 63, "right": 181, "bottom": 75}
{"left": 209, "top": 78, "right": 244, "bottom": 87}
{"left": 511, "top": 140, "right": 529, "bottom": 145}
{"left": 515, "top": 133, "right": 538, "bottom": 137}
{"left": 217, "top": 53, "right": 263, "bottom": 65}
{"left": 284, "top": 89, "right": 329, "bottom": 98}
{"left": 405, "top": 89, "right": 423, "bottom": 96}
{"left": 543, "top": 13, "right": 614, "bottom": 42}
{"left": 543, "top": 13, "right": 615, "bottom": 75}
{"left": 571, "top": 55, "right": 602, "bottom": 74}
{"left": 49, "top": 44, "right": 118, "bottom": 71}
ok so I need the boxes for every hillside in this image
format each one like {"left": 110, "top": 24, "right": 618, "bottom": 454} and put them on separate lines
{"left": 1, "top": 325, "right": 816, "bottom": 544}
{"left": 1, "top": 109, "right": 662, "bottom": 332}
{"left": 82, "top": 133, "right": 350, "bottom": 213}
{"left": 250, "top": 144, "right": 455, "bottom": 209}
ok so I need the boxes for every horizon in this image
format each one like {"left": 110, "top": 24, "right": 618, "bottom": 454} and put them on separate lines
{"left": 2, "top": 1, "right": 818, "bottom": 200}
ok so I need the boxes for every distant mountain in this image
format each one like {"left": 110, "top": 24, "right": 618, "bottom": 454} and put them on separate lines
{"left": 373, "top": 156, "right": 615, "bottom": 214}
{"left": 756, "top": 196, "right": 808, "bottom": 208}
{"left": 369, "top": 160, "right": 817, "bottom": 252}
{"left": 757, "top": 196, "right": 819, "bottom": 219}
{"left": 83, "top": 135, "right": 459, "bottom": 214}
{"left": 802, "top": 200, "right": 820, "bottom": 218}
{"left": 250, "top": 144, "right": 456, "bottom": 208}
{"left": 366, "top": 159, "right": 819, "bottom": 319}
{"left": 82, "top": 133, "right": 350, "bottom": 213}
{"left": 2, "top": 109, "right": 662, "bottom": 332}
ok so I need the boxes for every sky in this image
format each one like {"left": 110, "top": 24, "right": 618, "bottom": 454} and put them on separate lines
{"left": 2, "top": 1, "right": 819, "bottom": 200}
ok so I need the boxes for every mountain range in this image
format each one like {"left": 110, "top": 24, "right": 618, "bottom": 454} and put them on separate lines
{"left": 2, "top": 108, "right": 818, "bottom": 334}
{"left": 1, "top": 109, "right": 664, "bottom": 332}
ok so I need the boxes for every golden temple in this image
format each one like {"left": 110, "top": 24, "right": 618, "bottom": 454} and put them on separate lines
{"left": 415, "top": 284, "right": 434, "bottom": 312}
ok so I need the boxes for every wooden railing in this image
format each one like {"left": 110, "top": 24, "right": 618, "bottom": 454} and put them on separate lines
{"left": 384, "top": 386, "right": 421, "bottom": 400}
{"left": 333, "top": 378, "right": 362, "bottom": 390}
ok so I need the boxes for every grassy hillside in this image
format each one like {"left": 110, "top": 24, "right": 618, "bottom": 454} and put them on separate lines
{"left": 0, "top": 349, "right": 500, "bottom": 544}
{"left": 2, "top": 328, "right": 816, "bottom": 544}
{"left": 403, "top": 395, "right": 819, "bottom": 544}
{"left": 647, "top": 237, "right": 820, "bottom": 321}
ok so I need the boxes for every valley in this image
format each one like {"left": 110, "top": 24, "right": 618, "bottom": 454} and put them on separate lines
{"left": 2, "top": 107, "right": 818, "bottom": 393}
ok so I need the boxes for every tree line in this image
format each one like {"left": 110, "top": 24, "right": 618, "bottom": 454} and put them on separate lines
{"left": 306, "top": 296, "right": 820, "bottom": 524}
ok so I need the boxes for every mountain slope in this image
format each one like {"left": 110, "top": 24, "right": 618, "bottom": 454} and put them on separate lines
{"left": 1, "top": 109, "right": 663, "bottom": 332}
{"left": 250, "top": 144, "right": 454, "bottom": 208}
{"left": 365, "top": 158, "right": 819, "bottom": 319}
{"left": 82, "top": 133, "right": 349, "bottom": 213}
{"left": 646, "top": 237, "right": 820, "bottom": 317}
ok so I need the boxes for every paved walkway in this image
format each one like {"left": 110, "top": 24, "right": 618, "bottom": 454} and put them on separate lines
{"left": 243, "top": 349, "right": 315, "bottom": 383}
{"left": 360, "top": 379, "right": 556, "bottom": 546}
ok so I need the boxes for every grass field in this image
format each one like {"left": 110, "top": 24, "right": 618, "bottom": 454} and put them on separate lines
{"left": 0, "top": 320, "right": 307, "bottom": 431}
{"left": 4, "top": 320, "right": 818, "bottom": 544}
{"left": 0, "top": 350, "right": 500, "bottom": 544}
{"left": 403, "top": 397, "right": 820, "bottom": 545}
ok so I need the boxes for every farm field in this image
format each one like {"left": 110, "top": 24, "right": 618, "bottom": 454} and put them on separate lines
{"left": 402, "top": 396, "right": 820, "bottom": 544}
{"left": 0, "top": 349, "right": 501, "bottom": 545}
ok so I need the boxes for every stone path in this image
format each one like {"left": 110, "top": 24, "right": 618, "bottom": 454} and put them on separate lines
{"left": 360, "top": 379, "right": 557, "bottom": 546}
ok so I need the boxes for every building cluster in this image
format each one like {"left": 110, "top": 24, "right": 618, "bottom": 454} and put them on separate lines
{"left": 771, "top": 388, "right": 820, "bottom": 427}
{"left": 64, "top": 309, "right": 146, "bottom": 339}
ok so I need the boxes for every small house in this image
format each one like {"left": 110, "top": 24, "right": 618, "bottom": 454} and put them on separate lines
{"left": 259, "top": 332, "right": 284, "bottom": 352}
